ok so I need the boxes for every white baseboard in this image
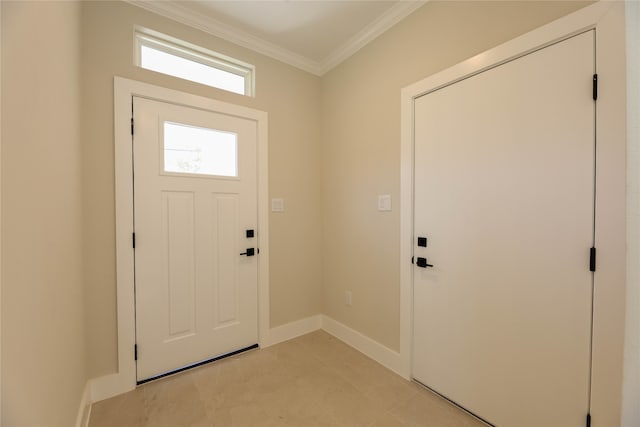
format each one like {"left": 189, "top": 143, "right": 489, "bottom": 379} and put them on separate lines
{"left": 320, "top": 315, "right": 408, "bottom": 379}
{"left": 90, "top": 372, "right": 135, "bottom": 403}
{"left": 74, "top": 381, "right": 92, "bottom": 427}
{"left": 87, "top": 315, "right": 322, "bottom": 404}
{"left": 86, "top": 313, "right": 407, "bottom": 408}
{"left": 263, "top": 314, "right": 322, "bottom": 347}
{"left": 262, "top": 314, "right": 407, "bottom": 379}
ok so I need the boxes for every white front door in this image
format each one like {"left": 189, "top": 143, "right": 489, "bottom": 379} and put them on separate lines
{"left": 412, "top": 31, "right": 595, "bottom": 426}
{"left": 133, "top": 96, "right": 258, "bottom": 382}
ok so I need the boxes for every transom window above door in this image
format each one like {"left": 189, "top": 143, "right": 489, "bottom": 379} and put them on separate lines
{"left": 134, "top": 27, "right": 255, "bottom": 96}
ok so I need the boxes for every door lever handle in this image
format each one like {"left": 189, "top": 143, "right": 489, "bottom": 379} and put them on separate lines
{"left": 240, "top": 248, "right": 255, "bottom": 257}
{"left": 416, "top": 257, "right": 433, "bottom": 268}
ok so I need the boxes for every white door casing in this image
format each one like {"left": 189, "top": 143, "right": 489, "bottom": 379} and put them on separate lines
{"left": 412, "top": 30, "right": 594, "bottom": 426}
{"left": 400, "top": 5, "right": 626, "bottom": 425}
{"left": 133, "top": 97, "right": 259, "bottom": 381}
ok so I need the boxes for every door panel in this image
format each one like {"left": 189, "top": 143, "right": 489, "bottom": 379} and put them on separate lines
{"left": 164, "top": 191, "right": 196, "bottom": 338}
{"left": 412, "top": 31, "right": 594, "bottom": 426}
{"left": 134, "top": 97, "right": 258, "bottom": 381}
{"left": 212, "top": 193, "right": 240, "bottom": 327}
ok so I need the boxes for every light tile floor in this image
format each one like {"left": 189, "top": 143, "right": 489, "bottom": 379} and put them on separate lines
{"left": 89, "top": 331, "right": 485, "bottom": 427}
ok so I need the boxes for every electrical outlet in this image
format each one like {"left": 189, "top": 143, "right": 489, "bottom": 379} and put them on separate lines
{"left": 345, "top": 290, "right": 353, "bottom": 307}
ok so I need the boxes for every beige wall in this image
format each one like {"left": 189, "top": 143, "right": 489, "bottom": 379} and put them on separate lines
{"left": 321, "top": 1, "right": 592, "bottom": 352}
{"left": 81, "top": 1, "right": 323, "bottom": 378}
{"left": 1, "top": 2, "right": 87, "bottom": 426}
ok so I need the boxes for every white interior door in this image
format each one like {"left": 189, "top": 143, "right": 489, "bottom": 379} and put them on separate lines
{"left": 133, "top": 97, "right": 258, "bottom": 382}
{"left": 412, "top": 31, "right": 595, "bottom": 426}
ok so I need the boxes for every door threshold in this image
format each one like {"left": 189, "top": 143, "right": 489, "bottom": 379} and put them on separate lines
{"left": 137, "top": 343, "right": 259, "bottom": 385}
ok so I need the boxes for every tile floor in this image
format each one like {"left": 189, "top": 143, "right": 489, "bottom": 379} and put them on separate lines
{"left": 88, "top": 331, "right": 485, "bottom": 427}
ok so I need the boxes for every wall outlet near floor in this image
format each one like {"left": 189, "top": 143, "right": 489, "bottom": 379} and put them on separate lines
{"left": 345, "top": 290, "right": 353, "bottom": 307}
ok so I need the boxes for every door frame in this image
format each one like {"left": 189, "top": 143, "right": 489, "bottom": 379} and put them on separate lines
{"left": 110, "top": 76, "right": 269, "bottom": 397}
{"left": 399, "top": 2, "right": 626, "bottom": 425}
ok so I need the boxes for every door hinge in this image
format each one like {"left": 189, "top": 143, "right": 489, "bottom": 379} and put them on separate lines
{"left": 590, "top": 247, "right": 596, "bottom": 272}
{"left": 586, "top": 413, "right": 591, "bottom": 427}
{"left": 411, "top": 256, "right": 414, "bottom": 265}
{"left": 134, "top": 344, "right": 138, "bottom": 361}
{"left": 132, "top": 232, "right": 136, "bottom": 249}
{"left": 593, "top": 74, "right": 598, "bottom": 101}
{"left": 131, "top": 117, "right": 134, "bottom": 135}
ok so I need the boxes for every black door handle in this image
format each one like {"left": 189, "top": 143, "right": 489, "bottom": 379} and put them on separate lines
{"left": 416, "top": 257, "right": 433, "bottom": 268}
{"left": 240, "top": 248, "right": 255, "bottom": 257}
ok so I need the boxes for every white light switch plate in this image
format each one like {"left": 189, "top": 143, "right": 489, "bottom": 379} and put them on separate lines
{"left": 378, "top": 194, "right": 392, "bottom": 212}
{"left": 272, "top": 198, "right": 284, "bottom": 212}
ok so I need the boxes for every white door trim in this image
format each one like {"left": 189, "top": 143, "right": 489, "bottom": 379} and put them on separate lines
{"left": 400, "top": 1, "right": 626, "bottom": 424}
{"left": 100, "top": 76, "right": 269, "bottom": 400}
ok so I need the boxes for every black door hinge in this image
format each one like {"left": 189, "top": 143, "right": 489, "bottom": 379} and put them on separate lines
{"left": 593, "top": 74, "right": 598, "bottom": 101}
{"left": 134, "top": 344, "right": 138, "bottom": 361}
{"left": 590, "top": 247, "right": 596, "bottom": 272}
{"left": 411, "top": 256, "right": 415, "bottom": 265}
{"left": 586, "top": 413, "right": 591, "bottom": 427}
{"left": 131, "top": 117, "right": 134, "bottom": 135}
{"left": 132, "top": 232, "right": 136, "bottom": 249}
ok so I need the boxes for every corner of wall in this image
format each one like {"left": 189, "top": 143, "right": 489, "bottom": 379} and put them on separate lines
{"left": 261, "top": 314, "right": 407, "bottom": 379}
{"left": 321, "top": 315, "right": 407, "bottom": 379}
{"left": 75, "top": 382, "right": 92, "bottom": 427}
{"left": 263, "top": 314, "right": 322, "bottom": 348}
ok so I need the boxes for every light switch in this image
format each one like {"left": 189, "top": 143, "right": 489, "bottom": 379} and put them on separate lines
{"left": 378, "top": 194, "right": 392, "bottom": 212}
{"left": 271, "top": 198, "right": 284, "bottom": 212}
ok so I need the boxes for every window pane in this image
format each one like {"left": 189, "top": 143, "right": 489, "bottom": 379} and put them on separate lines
{"left": 141, "top": 45, "right": 246, "bottom": 95}
{"left": 164, "top": 122, "right": 238, "bottom": 177}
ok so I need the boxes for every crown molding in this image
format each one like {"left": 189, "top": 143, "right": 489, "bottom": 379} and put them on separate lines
{"left": 125, "top": 0, "right": 426, "bottom": 76}
{"left": 126, "top": 0, "right": 322, "bottom": 75}
{"left": 319, "top": 1, "right": 426, "bottom": 75}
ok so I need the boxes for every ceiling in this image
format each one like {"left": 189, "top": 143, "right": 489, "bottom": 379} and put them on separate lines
{"left": 128, "top": 1, "right": 426, "bottom": 75}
